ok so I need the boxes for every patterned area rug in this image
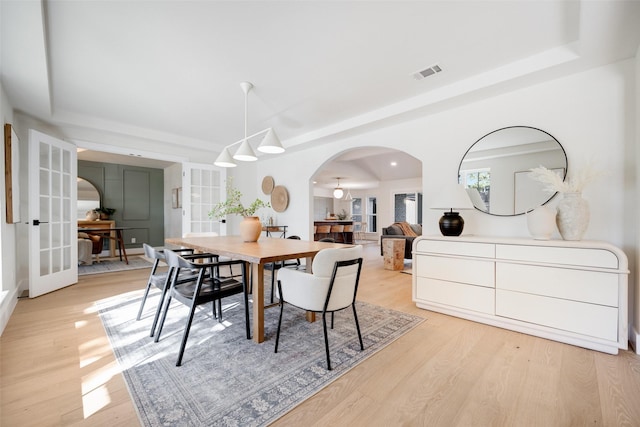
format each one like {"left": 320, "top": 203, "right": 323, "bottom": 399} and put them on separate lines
{"left": 79, "top": 256, "right": 152, "bottom": 276}
{"left": 98, "top": 288, "right": 424, "bottom": 426}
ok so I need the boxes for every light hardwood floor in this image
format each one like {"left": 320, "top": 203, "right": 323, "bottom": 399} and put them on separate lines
{"left": 2, "top": 244, "right": 639, "bottom": 426}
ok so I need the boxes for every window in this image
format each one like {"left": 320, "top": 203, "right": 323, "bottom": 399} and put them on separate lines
{"left": 366, "top": 196, "right": 377, "bottom": 233}
{"left": 460, "top": 168, "right": 490, "bottom": 211}
{"left": 351, "top": 197, "right": 362, "bottom": 223}
{"left": 350, "top": 196, "right": 376, "bottom": 234}
{"left": 393, "top": 192, "right": 422, "bottom": 224}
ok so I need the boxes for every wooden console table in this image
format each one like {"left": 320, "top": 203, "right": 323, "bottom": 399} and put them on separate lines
{"left": 262, "top": 225, "right": 288, "bottom": 238}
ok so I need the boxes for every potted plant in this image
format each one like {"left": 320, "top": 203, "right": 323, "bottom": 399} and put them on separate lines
{"left": 209, "top": 178, "right": 271, "bottom": 242}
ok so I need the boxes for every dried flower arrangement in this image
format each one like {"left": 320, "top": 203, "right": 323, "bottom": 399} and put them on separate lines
{"left": 529, "top": 161, "right": 605, "bottom": 194}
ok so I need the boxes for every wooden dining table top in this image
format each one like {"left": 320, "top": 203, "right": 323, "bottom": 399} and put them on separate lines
{"left": 165, "top": 235, "right": 347, "bottom": 265}
{"left": 165, "top": 235, "right": 352, "bottom": 343}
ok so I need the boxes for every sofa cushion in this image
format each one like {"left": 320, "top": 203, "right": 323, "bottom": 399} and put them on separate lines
{"left": 386, "top": 225, "right": 403, "bottom": 235}
{"left": 410, "top": 224, "right": 422, "bottom": 235}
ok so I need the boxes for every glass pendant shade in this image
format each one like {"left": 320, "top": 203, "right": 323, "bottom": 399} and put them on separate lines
{"left": 333, "top": 187, "right": 344, "bottom": 199}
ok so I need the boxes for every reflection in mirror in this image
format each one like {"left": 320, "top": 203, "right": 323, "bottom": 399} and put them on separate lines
{"left": 77, "top": 177, "right": 100, "bottom": 219}
{"left": 458, "top": 126, "right": 567, "bottom": 216}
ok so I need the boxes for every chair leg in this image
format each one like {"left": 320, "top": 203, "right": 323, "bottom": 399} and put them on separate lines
{"left": 322, "top": 311, "right": 332, "bottom": 370}
{"left": 274, "top": 281, "right": 285, "bottom": 353}
{"left": 176, "top": 299, "right": 199, "bottom": 366}
{"left": 136, "top": 282, "right": 153, "bottom": 321}
{"left": 154, "top": 294, "right": 173, "bottom": 343}
{"left": 270, "top": 263, "right": 276, "bottom": 304}
{"left": 150, "top": 268, "right": 174, "bottom": 338}
{"left": 352, "top": 303, "right": 364, "bottom": 350}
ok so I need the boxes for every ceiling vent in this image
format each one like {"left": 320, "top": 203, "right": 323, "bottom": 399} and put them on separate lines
{"left": 413, "top": 64, "right": 442, "bottom": 80}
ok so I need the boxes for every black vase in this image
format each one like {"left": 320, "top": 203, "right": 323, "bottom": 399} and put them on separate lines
{"left": 439, "top": 211, "right": 464, "bottom": 236}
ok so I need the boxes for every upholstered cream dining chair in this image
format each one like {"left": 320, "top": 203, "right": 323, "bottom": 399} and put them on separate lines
{"left": 274, "top": 245, "right": 364, "bottom": 370}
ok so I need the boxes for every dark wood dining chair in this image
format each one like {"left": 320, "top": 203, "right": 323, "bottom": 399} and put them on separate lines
{"left": 264, "top": 235, "right": 301, "bottom": 303}
{"left": 137, "top": 243, "right": 202, "bottom": 338}
{"left": 155, "top": 249, "right": 250, "bottom": 366}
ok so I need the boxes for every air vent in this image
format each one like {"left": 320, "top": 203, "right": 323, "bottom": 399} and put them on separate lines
{"left": 413, "top": 64, "right": 442, "bottom": 80}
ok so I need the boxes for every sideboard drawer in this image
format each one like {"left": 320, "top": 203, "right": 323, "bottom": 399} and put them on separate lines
{"left": 496, "top": 289, "right": 618, "bottom": 341}
{"left": 495, "top": 244, "right": 619, "bottom": 269}
{"left": 496, "top": 262, "right": 618, "bottom": 307}
{"left": 415, "top": 239, "right": 495, "bottom": 258}
{"left": 416, "top": 255, "right": 494, "bottom": 287}
{"left": 416, "top": 277, "right": 494, "bottom": 314}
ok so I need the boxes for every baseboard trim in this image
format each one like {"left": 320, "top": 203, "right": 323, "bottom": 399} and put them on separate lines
{"left": 0, "top": 287, "right": 20, "bottom": 336}
{"left": 630, "top": 324, "right": 639, "bottom": 355}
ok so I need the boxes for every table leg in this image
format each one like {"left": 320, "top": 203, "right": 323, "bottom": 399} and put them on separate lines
{"left": 304, "top": 255, "right": 316, "bottom": 323}
{"left": 252, "top": 263, "right": 265, "bottom": 343}
{"left": 116, "top": 230, "right": 129, "bottom": 264}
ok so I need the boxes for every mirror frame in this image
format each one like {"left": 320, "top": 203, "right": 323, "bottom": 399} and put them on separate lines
{"left": 458, "top": 126, "right": 567, "bottom": 217}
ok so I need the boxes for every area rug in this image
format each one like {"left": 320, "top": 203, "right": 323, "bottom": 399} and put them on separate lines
{"left": 98, "top": 288, "right": 424, "bottom": 426}
{"left": 79, "top": 256, "right": 152, "bottom": 276}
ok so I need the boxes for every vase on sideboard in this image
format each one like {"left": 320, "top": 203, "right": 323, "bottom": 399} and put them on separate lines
{"left": 556, "top": 192, "right": 590, "bottom": 241}
{"left": 526, "top": 205, "right": 556, "bottom": 240}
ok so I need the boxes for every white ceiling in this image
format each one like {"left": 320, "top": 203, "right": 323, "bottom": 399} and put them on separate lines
{"left": 2, "top": 1, "right": 640, "bottom": 188}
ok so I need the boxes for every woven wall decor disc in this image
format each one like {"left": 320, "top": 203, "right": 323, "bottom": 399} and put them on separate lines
{"left": 271, "top": 185, "right": 289, "bottom": 212}
{"left": 261, "top": 176, "right": 275, "bottom": 195}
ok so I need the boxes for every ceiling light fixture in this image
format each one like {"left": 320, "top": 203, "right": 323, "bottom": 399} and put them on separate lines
{"left": 214, "top": 81, "right": 285, "bottom": 168}
{"left": 333, "top": 177, "right": 344, "bottom": 199}
{"left": 344, "top": 187, "right": 353, "bottom": 201}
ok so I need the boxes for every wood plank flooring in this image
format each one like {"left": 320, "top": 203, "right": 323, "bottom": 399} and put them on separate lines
{"left": 2, "top": 244, "right": 639, "bottom": 426}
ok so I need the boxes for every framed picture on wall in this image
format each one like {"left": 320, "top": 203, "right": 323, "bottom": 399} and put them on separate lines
{"left": 4, "top": 123, "right": 20, "bottom": 223}
{"left": 514, "top": 167, "right": 565, "bottom": 213}
{"left": 172, "top": 187, "right": 182, "bottom": 209}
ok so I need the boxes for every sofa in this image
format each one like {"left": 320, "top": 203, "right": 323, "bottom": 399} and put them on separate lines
{"left": 379, "top": 222, "right": 422, "bottom": 259}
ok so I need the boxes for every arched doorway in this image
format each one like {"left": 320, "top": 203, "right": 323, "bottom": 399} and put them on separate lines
{"left": 311, "top": 147, "right": 422, "bottom": 243}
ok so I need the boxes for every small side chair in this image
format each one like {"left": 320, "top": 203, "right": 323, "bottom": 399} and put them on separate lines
{"left": 274, "top": 245, "right": 364, "bottom": 370}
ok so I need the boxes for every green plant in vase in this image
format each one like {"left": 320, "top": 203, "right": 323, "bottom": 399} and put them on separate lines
{"left": 208, "top": 178, "right": 271, "bottom": 242}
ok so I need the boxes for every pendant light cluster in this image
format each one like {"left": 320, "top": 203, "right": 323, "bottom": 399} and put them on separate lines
{"left": 214, "top": 82, "right": 285, "bottom": 168}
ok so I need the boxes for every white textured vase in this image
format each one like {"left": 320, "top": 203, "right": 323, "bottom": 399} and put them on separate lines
{"left": 239, "top": 216, "right": 262, "bottom": 242}
{"left": 556, "top": 192, "right": 590, "bottom": 241}
{"left": 526, "top": 205, "right": 556, "bottom": 240}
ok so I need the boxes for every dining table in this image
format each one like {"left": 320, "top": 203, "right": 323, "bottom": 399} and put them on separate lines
{"left": 165, "top": 235, "right": 350, "bottom": 343}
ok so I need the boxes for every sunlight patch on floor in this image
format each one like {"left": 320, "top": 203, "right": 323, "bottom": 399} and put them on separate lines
{"left": 82, "top": 383, "right": 112, "bottom": 418}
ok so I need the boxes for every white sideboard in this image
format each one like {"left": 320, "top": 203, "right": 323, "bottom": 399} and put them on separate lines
{"left": 412, "top": 235, "right": 629, "bottom": 354}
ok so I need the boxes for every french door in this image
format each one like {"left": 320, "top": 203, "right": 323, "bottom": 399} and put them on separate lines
{"left": 181, "top": 163, "right": 226, "bottom": 236}
{"left": 28, "top": 130, "right": 77, "bottom": 298}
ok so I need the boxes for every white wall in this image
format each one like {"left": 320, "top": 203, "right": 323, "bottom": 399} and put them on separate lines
{"left": 0, "top": 82, "right": 18, "bottom": 334}
{"left": 254, "top": 60, "right": 638, "bottom": 348}
{"left": 163, "top": 163, "right": 183, "bottom": 241}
